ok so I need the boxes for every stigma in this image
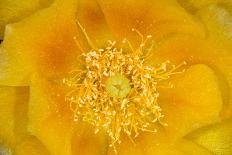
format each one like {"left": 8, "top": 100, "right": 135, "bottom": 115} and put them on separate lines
{"left": 106, "top": 74, "right": 131, "bottom": 99}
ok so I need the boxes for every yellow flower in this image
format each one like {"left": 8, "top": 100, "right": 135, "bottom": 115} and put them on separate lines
{"left": 0, "top": 0, "right": 232, "bottom": 155}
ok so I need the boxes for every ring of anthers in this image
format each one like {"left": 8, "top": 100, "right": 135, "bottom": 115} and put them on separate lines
{"left": 63, "top": 23, "right": 186, "bottom": 152}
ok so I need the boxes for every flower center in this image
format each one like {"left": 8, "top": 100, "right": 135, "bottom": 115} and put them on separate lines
{"left": 63, "top": 25, "right": 186, "bottom": 152}
{"left": 106, "top": 74, "right": 131, "bottom": 99}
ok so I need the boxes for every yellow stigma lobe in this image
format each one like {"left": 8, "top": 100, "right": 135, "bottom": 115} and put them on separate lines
{"left": 106, "top": 75, "right": 131, "bottom": 98}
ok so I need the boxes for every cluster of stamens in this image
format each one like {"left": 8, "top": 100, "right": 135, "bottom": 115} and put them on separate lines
{"left": 63, "top": 27, "right": 185, "bottom": 152}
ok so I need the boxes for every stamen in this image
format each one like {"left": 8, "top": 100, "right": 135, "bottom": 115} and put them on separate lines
{"left": 131, "top": 28, "right": 154, "bottom": 59}
{"left": 76, "top": 20, "right": 97, "bottom": 50}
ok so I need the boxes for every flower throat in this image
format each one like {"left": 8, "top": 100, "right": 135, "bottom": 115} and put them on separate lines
{"left": 63, "top": 21, "right": 186, "bottom": 153}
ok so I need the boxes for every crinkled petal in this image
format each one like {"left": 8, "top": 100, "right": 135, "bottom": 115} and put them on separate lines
{"left": 197, "top": 4, "right": 232, "bottom": 46}
{"left": 187, "top": 119, "right": 232, "bottom": 155}
{"left": 175, "top": 139, "right": 212, "bottom": 155}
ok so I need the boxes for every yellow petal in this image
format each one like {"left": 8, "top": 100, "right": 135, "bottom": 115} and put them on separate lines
{"left": 175, "top": 139, "right": 212, "bottom": 155}
{"left": 28, "top": 76, "right": 73, "bottom": 155}
{"left": 187, "top": 119, "right": 232, "bottom": 155}
{"left": 159, "top": 64, "right": 222, "bottom": 139}
{"left": 148, "top": 34, "right": 232, "bottom": 119}
{"left": 108, "top": 131, "right": 211, "bottom": 155}
{"left": 108, "top": 127, "right": 211, "bottom": 155}
{"left": 107, "top": 131, "right": 187, "bottom": 155}
{"left": 196, "top": 4, "right": 232, "bottom": 118}
{"left": 177, "top": 0, "right": 221, "bottom": 12}
{"left": 0, "top": 0, "right": 53, "bottom": 39}
{"left": 14, "top": 136, "right": 50, "bottom": 155}
{"left": 0, "top": 86, "right": 29, "bottom": 148}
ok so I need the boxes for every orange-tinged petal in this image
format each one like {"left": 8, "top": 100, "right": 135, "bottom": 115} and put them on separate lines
{"left": 28, "top": 75, "right": 108, "bottom": 155}
{"left": 97, "top": 0, "right": 205, "bottom": 42}
{"left": 159, "top": 64, "right": 222, "bottom": 139}
{"left": 0, "top": 86, "right": 29, "bottom": 148}
{"left": 187, "top": 119, "right": 232, "bottom": 155}
{"left": 0, "top": 0, "right": 53, "bottom": 39}
{"left": 76, "top": 0, "right": 113, "bottom": 47}
{"left": 0, "top": 0, "right": 112, "bottom": 87}
{"left": 71, "top": 123, "right": 108, "bottom": 155}
{"left": 0, "top": 0, "right": 79, "bottom": 86}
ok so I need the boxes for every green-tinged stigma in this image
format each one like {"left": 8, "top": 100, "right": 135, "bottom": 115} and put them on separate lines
{"left": 106, "top": 74, "right": 131, "bottom": 99}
